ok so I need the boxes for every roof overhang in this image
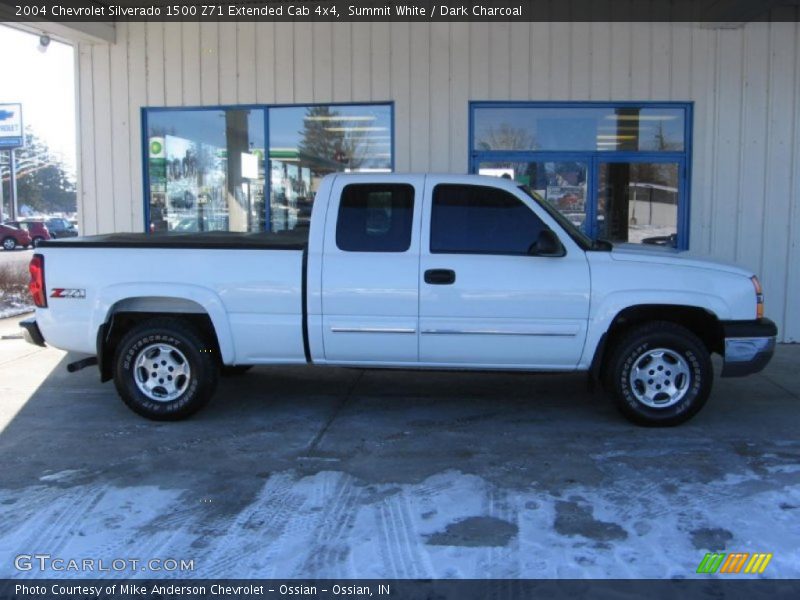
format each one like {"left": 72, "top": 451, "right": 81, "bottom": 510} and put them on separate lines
{"left": 2, "top": 20, "right": 115, "bottom": 44}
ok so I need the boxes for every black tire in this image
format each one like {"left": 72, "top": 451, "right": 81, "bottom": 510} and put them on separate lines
{"left": 32, "top": 237, "right": 44, "bottom": 247}
{"left": 221, "top": 365, "right": 253, "bottom": 376}
{"left": 113, "top": 318, "right": 219, "bottom": 420}
{"left": 2, "top": 237, "right": 16, "bottom": 251}
{"left": 604, "top": 321, "right": 712, "bottom": 427}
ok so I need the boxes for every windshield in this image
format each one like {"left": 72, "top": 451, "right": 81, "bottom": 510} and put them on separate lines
{"left": 518, "top": 185, "right": 598, "bottom": 251}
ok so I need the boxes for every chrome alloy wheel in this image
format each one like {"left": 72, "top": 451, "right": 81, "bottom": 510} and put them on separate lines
{"left": 629, "top": 347, "right": 691, "bottom": 408}
{"left": 133, "top": 343, "right": 191, "bottom": 402}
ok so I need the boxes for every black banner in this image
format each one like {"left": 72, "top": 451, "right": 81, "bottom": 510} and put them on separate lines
{"left": 0, "top": 0, "right": 798, "bottom": 23}
{"left": 1, "top": 579, "right": 800, "bottom": 600}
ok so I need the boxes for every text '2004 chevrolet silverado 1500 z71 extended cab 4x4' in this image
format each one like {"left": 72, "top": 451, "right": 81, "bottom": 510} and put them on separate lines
{"left": 20, "top": 174, "right": 777, "bottom": 426}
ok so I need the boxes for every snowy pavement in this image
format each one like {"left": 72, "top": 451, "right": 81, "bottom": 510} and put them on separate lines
{"left": 0, "top": 315, "right": 799, "bottom": 579}
{"left": 0, "top": 248, "right": 34, "bottom": 318}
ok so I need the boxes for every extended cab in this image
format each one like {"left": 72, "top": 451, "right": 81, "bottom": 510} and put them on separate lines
{"left": 21, "top": 174, "right": 777, "bottom": 425}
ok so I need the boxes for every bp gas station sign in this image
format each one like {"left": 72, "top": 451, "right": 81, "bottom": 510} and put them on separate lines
{"left": 148, "top": 136, "right": 166, "bottom": 192}
{"left": 0, "top": 103, "right": 23, "bottom": 148}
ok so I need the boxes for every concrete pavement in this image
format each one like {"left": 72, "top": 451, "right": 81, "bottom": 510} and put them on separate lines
{"left": 0, "top": 314, "right": 798, "bottom": 578}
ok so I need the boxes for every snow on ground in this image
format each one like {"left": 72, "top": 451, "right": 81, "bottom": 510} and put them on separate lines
{"left": 1, "top": 468, "right": 798, "bottom": 579}
{"left": 0, "top": 251, "right": 33, "bottom": 318}
{"left": 0, "top": 294, "right": 33, "bottom": 319}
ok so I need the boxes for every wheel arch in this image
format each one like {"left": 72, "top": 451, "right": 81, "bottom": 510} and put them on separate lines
{"left": 590, "top": 304, "right": 724, "bottom": 381}
{"left": 94, "top": 287, "right": 235, "bottom": 382}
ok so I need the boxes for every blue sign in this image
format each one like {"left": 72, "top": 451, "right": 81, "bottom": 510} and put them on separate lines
{"left": 0, "top": 103, "right": 23, "bottom": 148}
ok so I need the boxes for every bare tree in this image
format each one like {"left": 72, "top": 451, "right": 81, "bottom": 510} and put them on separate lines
{"left": 476, "top": 124, "right": 534, "bottom": 151}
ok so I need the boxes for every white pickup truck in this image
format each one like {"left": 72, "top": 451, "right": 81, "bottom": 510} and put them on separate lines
{"left": 21, "top": 174, "right": 776, "bottom": 426}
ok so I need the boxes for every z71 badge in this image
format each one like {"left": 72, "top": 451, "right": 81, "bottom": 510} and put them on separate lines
{"left": 50, "top": 288, "right": 86, "bottom": 299}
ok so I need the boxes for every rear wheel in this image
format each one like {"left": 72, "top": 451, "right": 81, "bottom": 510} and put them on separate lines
{"left": 113, "top": 318, "right": 219, "bottom": 420}
{"left": 2, "top": 237, "right": 16, "bottom": 251}
{"left": 32, "top": 236, "right": 44, "bottom": 247}
{"left": 604, "top": 321, "right": 712, "bottom": 426}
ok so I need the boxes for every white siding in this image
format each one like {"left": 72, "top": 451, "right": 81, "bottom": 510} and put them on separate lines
{"left": 76, "top": 20, "right": 800, "bottom": 341}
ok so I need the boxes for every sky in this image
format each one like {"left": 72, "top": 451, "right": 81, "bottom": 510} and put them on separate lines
{"left": 0, "top": 25, "right": 76, "bottom": 175}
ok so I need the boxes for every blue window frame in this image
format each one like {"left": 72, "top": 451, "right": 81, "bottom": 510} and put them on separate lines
{"left": 469, "top": 102, "right": 693, "bottom": 249}
{"left": 141, "top": 102, "right": 394, "bottom": 234}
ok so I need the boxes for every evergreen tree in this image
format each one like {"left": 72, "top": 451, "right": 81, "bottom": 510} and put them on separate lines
{"left": 297, "top": 106, "right": 367, "bottom": 171}
{"left": 297, "top": 106, "right": 345, "bottom": 167}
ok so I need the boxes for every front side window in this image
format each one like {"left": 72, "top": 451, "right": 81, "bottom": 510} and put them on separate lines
{"left": 336, "top": 184, "right": 414, "bottom": 252}
{"left": 430, "top": 184, "right": 546, "bottom": 255}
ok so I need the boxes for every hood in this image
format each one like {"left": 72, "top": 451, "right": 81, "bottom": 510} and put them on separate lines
{"left": 609, "top": 243, "right": 754, "bottom": 277}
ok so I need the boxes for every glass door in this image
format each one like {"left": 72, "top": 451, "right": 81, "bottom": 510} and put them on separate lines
{"left": 596, "top": 158, "right": 684, "bottom": 248}
{"left": 474, "top": 154, "right": 687, "bottom": 249}
{"left": 476, "top": 158, "right": 591, "bottom": 236}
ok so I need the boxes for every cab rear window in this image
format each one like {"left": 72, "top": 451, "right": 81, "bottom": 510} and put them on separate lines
{"left": 336, "top": 184, "right": 415, "bottom": 252}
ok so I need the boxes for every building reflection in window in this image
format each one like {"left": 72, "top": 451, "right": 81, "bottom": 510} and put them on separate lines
{"left": 147, "top": 108, "right": 266, "bottom": 234}
{"left": 268, "top": 104, "right": 393, "bottom": 232}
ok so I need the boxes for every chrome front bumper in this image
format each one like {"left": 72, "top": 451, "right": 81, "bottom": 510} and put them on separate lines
{"left": 721, "top": 318, "right": 777, "bottom": 377}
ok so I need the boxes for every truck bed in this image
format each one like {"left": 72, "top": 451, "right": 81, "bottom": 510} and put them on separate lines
{"left": 35, "top": 230, "right": 309, "bottom": 364}
{"left": 38, "top": 229, "right": 309, "bottom": 250}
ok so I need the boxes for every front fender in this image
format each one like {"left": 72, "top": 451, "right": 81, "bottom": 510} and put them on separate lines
{"left": 91, "top": 283, "right": 235, "bottom": 364}
{"left": 578, "top": 290, "right": 730, "bottom": 368}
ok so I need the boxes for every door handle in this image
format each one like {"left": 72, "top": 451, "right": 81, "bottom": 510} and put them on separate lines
{"left": 424, "top": 269, "right": 456, "bottom": 285}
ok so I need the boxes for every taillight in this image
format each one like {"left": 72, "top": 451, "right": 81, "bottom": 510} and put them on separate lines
{"left": 751, "top": 275, "right": 764, "bottom": 319}
{"left": 29, "top": 254, "right": 47, "bottom": 308}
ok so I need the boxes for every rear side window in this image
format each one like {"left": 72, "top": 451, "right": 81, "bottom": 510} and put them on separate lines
{"left": 430, "top": 184, "right": 546, "bottom": 255}
{"left": 336, "top": 184, "right": 415, "bottom": 252}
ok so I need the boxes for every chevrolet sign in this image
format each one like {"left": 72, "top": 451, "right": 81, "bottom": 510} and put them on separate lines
{"left": 0, "top": 103, "right": 23, "bottom": 148}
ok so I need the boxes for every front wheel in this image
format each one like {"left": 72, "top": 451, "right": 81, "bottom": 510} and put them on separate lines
{"left": 113, "top": 318, "right": 219, "bottom": 420}
{"left": 604, "top": 321, "right": 712, "bottom": 426}
{"left": 2, "top": 237, "right": 16, "bottom": 251}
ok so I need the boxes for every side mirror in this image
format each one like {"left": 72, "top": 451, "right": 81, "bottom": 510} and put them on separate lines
{"left": 530, "top": 229, "right": 566, "bottom": 257}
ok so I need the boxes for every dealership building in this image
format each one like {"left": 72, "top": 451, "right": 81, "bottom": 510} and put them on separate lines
{"left": 13, "top": 13, "right": 800, "bottom": 341}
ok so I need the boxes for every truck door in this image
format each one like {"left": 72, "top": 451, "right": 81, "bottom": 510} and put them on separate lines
{"left": 320, "top": 176, "right": 423, "bottom": 364}
{"left": 418, "top": 178, "right": 591, "bottom": 368}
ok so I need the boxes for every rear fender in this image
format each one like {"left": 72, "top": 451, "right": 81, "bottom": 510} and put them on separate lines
{"left": 91, "top": 283, "right": 235, "bottom": 364}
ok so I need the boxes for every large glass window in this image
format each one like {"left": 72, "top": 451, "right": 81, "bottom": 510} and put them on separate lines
{"left": 144, "top": 103, "right": 393, "bottom": 234}
{"left": 268, "top": 104, "right": 392, "bottom": 232}
{"left": 147, "top": 108, "right": 266, "bottom": 233}
{"left": 471, "top": 102, "right": 690, "bottom": 248}
{"left": 431, "top": 184, "right": 546, "bottom": 255}
{"left": 473, "top": 106, "right": 685, "bottom": 153}
{"left": 478, "top": 161, "right": 589, "bottom": 232}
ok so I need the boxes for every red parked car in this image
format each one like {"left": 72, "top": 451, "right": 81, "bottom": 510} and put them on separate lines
{"left": 0, "top": 223, "right": 32, "bottom": 251}
{"left": 5, "top": 220, "right": 51, "bottom": 247}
